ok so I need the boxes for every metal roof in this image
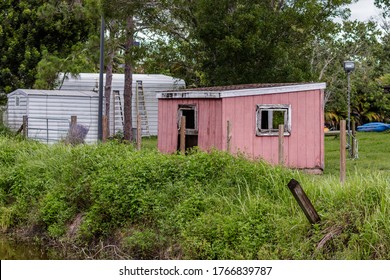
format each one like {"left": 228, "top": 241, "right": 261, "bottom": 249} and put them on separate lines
{"left": 8, "top": 89, "right": 98, "bottom": 98}
{"left": 157, "top": 82, "right": 326, "bottom": 99}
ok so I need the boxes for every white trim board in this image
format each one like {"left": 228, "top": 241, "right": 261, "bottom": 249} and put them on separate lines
{"left": 157, "top": 83, "right": 326, "bottom": 99}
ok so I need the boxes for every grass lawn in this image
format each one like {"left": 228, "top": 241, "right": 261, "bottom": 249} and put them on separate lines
{"left": 324, "top": 131, "right": 390, "bottom": 177}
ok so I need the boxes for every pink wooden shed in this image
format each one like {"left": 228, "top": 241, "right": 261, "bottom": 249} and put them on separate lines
{"left": 157, "top": 83, "right": 326, "bottom": 172}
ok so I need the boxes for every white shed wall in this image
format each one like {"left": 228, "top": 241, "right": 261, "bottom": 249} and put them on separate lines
{"left": 7, "top": 89, "right": 99, "bottom": 144}
{"left": 6, "top": 91, "right": 27, "bottom": 130}
{"left": 59, "top": 73, "right": 185, "bottom": 136}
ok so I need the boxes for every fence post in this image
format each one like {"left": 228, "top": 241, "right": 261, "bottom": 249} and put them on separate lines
{"left": 340, "top": 120, "right": 346, "bottom": 183}
{"left": 137, "top": 114, "right": 141, "bottom": 150}
{"left": 227, "top": 120, "right": 232, "bottom": 152}
{"left": 180, "top": 116, "right": 186, "bottom": 154}
{"left": 278, "top": 124, "right": 284, "bottom": 165}
{"left": 287, "top": 179, "right": 321, "bottom": 224}
{"left": 71, "top": 116, "right": 77, "bottom": 126}
{"left": 22, "top": 115, "right": 28, "bottom": 138}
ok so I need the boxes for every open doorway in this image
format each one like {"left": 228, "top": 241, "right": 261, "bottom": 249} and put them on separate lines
{"left": 177, "top": 104, "right": 198, "bottom": 150}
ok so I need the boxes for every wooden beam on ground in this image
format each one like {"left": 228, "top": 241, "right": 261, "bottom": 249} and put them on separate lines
{"left": 287, "top": 179, "right": 321, "bottom": 224}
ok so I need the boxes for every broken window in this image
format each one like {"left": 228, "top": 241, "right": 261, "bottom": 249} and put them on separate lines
{"left": 178, "top": 104, "right": 198, "bottom": 135}
{"left": 256, "top": 104, "right": 291, "bottom": 136}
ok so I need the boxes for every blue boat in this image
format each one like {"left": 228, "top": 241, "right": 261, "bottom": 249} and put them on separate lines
{"left": 357, "top": 122, "right": 390, "bottom": 132}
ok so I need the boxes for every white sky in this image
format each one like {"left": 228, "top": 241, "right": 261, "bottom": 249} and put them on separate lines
{"left": 348, "top": 0, "right": 382, "bottom": 21}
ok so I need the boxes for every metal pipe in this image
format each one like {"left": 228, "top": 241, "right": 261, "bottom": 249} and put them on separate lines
{"left": 347, "top": 71, "right": 351, "bottom": 154}
{"left": 98, "top": 16, "right": 105, "bottom": 141}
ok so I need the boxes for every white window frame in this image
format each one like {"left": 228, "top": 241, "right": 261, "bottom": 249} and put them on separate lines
{"left": 15, "top": 96, "right": 20, "bottom": 107}
{"left": 256, "top": 104, "right": 291, "bottom": 136}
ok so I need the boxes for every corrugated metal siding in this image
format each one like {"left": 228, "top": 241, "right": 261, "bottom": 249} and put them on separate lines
{"left": 7, "top": 92, "right": 27, "bottom": 130}
{"left": 59, "top": 73, "right": 185, "bottom": 136}
{"left": 27, "top": 94, "right": 98, "bottom": 144}
{"left": 7, "top": 89, "right": 99, "bottom": 144}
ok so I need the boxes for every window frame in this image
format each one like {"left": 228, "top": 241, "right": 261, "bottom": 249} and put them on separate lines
{"left": 256, "top": 104, "right": 292, "bottom": 136}
{"left": 177, "top": 104, "right": 198, "bottom": 135}
{"left": 15, "top": 96, "right": 20, "bottom": 107}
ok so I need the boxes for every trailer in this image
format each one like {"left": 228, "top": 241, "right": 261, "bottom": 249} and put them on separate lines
{"left": 59, "top": 73, "right": 185, "bottom": 137}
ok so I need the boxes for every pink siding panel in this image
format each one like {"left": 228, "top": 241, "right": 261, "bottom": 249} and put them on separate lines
{"left": 221, "top": 90, "right": 324, "bottom": 169}
{"left": 159, "top": 88, "right": 324, "bottom": 170}
{"left": 158, "top": 99, "right": 223, "bottom": 153}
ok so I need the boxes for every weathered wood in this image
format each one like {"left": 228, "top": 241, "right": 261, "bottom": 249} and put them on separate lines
{"left": 137, "top": 114, "right": 142, "bottom": 150}
{"left": 278, "top": 124, "right": 284, "bottom": 165}
{"left": 340, "top": 120, "right": 346, "bottom": 183}
{"left": 287, "top": 179, "right": 321, "bottom": 224}
{"left": 324, "top": 130, "right": 340, "bottom": 137}
{"left": 22, "top": 115, "right": 28, "bottom": 138}
{"left": 227, "top": 120, "right": 232, "bottom": 152}
{"left": 102, "top": 115, "right": 108, "bottom": 143}
{"left": 71, "top": 115, "right": 77, "bottom": 126}
{"left": 180, "top": 116, "right": 186, "bottom": 154}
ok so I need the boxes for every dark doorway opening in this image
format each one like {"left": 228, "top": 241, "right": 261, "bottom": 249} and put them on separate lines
{"left": 177, "top": 104, "right": 198, "bottom": 151}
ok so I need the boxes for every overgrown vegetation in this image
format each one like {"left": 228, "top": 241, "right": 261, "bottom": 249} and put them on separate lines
{"left": 0, "top": 133, "right": 389, "bottom": 260}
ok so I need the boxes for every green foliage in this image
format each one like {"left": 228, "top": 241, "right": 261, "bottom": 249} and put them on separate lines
{"left": 0, "top": 0, "right": 100, "bottom": 93}
{"left": 1, "top": 134, "right": 389, "bottom": 259}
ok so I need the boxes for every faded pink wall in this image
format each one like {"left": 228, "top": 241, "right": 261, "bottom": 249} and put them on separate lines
{"left": 221, "top": 90, "right": 324, "bottom": 169}
{"left": 158, "top": 89, "right": 324, "bottom": 170}
{"left": 158, "top": 99, "right": 223, "bottom": 153}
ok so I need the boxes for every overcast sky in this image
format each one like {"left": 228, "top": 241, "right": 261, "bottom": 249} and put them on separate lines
{"left": 348, "top": 0, "right": 382, "bottom": 21}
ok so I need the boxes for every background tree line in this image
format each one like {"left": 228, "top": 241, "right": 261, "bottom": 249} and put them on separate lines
{"left": 1, "top": 0, "right": 390, "bottom": 137}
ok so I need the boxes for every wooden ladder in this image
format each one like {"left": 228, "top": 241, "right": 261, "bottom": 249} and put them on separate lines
{"left": 114, "top": 90, "right": 124, "bottom": 132}
{"left": 135, "top": 80, "right": 150, "bottom": 137}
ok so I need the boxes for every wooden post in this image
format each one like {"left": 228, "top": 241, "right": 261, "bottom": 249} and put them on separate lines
{"left": 227, "top": 120, "right": 232, "bottom": 152}
{"left": 102, "top": 115, "right": 108, "bottom": 143}
{"left": 22, "top": 115, "right": 28, "bottom": 138}
{"left": 351, "top": 120, "right": 356, "bottom": 158}
{"left": 340, "top": 120, "right": 346, "bottom": 183}
{"left": 287, "top": 179, "right": 321, "bottom": 224}
{"left": 278, "top": 124, "right": 284, "bottom": 165}
{"left": 71, "top": 115, "right": 77, "bottom": 126}
{"left": 180, "top": 116, "right": 186, "bottom": 154}
{"left": 137, "top": 114, "right": 142, "bottom": 150}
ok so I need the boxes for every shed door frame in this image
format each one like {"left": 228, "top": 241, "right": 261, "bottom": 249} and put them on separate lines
{"left": 177, "top": 104, "right": 198, "bottom": 135}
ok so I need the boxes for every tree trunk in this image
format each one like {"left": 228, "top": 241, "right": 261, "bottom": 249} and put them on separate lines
{"left": 123, "top": 16, "right": 134, "bottom": 141}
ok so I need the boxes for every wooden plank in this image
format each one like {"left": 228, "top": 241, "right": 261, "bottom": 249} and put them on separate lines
{"left": 227, "top": 120, "right": 232, "bottom": 152}
{"left": 325, "top": 130, "right": 340, "bottom": 137}
{"left": 22, "top": 115, "right": 28, "bottom": 138}
{"left": 180, "top": 116, "right": 186, "bottom": 154}
{"left": 340, "top": 120, "right": 346, "bottom": 183}
{"left": 278, "top": 124, "right": 284, "bottom": 165}
{"left": 287, "top": 179, "right": 321, "bottom": 224}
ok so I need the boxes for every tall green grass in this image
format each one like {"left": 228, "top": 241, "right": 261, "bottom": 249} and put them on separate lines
{"left": 0, "top": 133, "right": 389, "bottom": 259}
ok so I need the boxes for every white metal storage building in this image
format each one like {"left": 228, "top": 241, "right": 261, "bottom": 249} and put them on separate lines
{"left": 7, "top": 89, "right": 98, "bottom": 144}
{"left": 59, "top": 73, "right": 186, "bottom": 136}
